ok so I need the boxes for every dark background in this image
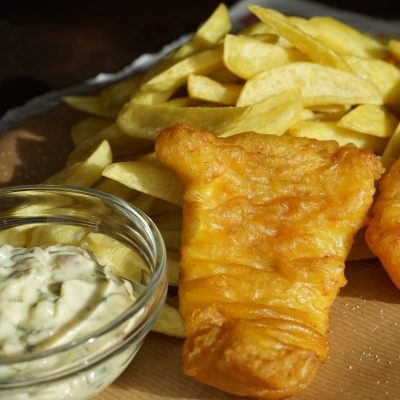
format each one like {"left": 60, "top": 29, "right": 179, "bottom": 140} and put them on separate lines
{"left": 0, "top": 0, "right": 399, "bottom": 116}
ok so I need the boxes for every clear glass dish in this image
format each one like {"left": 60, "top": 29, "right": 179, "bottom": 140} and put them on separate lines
{"left": 0, "top": 184, "right": 168, "bottom": 400}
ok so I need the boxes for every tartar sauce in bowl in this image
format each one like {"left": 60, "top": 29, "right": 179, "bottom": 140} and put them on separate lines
{"left": 0, "top": 185, "right": 167, "bottom": 400}
{"left": 0, "top": 244, "right": 135, "bottom": 356}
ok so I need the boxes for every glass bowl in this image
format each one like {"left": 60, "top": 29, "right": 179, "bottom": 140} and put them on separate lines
{"left": 0, "top": 184, "right": 168, "bottom": 400}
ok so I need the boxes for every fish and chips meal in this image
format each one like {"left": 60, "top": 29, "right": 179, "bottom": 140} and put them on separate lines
{"left": 3, "top": 2, "right": 400, "bottom": 399}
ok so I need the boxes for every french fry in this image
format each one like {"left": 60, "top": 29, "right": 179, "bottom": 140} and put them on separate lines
{"left": 237, "top": 62, "right": 383, "bottom": 107}
{"left": 208, "top": 67, "right": 240, "bottom": 83}
{"left": 130, "top": 193, "right": 158, "bottom": 214}
{"left": 288, "top": 120, "right": 388, "bottom": 153}
{"left": 0, "top": 225, "right": 36, "bottom": 247}
{"left": 130, "top": 88, "right": 175, "bottom": 105}
{"left": 152, "top": 303, "right": 185, "bottom": 338}
{"left": 93, "top": 178, "right": 138, "bottom": 201}
{"left": 100, "top": 73, "right": 145, "bottom": 111}
{"left": 223, "top": 34, "right": 307, "bottom": 79}
{"left": 174, "top": 3, "right": 230, "bottom": 59}
{"left": 308, "top": 16, "right": 387, "bottom": 58}
{"left": 221, "top": 90, "right": 303, "bottom": 137}
{"left": 102, "top": 157, "right": 183, "bottom": 206}
{"left": 163, "top": 97, "right": 204, "bottom": 108}
{"left": 45, "top": 140, "right": 112, "bottom": 186}
{"left": 388, "top": 39, "right": 400, "bottom": 62}
{"left": 29, "top": 225, "right": 88, "bottom": 247}
{"left": 117, "top": 102, "right": 249, "bottom": 140}
{"left": 66, "top": 123, "right": 152, "bottom": 165}
{"left": 345, "top": 55, "right": 400, "bottom": 108}
{"left": 381, "top": 123, "right": 400, "bottom": 167}
{"left": 81, "top": 232, "right": 147, "bottom": 282}
{"left": 338, "top": 105, "right": 399, "bottom": 138}
{"left": 70, "top": 117, "right": 112, "bottom": 146}
{"left": 187, "top": 74, "right": 242, "bottom": 105}
{"left": 63, "top": 96, "right": 118, "bottom": 118}
{"left": 141, "top": 46, "right": 224, "bottom": 93}
{"left": 249, "top": 5, "right": 350, "bottom": 71}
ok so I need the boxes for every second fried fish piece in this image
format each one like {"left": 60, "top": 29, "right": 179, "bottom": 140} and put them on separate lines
{"left": 366, "top": 159, "right": 400, "bottom": 288}
{"left": 155, "top": 124, "right": 382, "bottom": 399}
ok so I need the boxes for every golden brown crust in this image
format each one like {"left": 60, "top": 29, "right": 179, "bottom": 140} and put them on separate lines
{"left": 366, "top": 159, "right": 400, "bottom": 288}
{"left": 156, "top": 124, "right": 383, "bottom": 399}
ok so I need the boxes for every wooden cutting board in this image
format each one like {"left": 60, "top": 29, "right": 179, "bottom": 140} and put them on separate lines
{"left": 1, "top": 104, "right": 400, "bottom": 400}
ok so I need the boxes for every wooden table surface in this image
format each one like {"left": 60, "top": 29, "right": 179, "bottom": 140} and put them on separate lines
{"left": 0, "top": 0, "right": 398, "bottom": 117}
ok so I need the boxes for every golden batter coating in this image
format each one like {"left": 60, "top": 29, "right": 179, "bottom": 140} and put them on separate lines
{"left": 155, "top": 124, "right": 382, "bottom": 399}
{"left": 366, "top": 159, "right": 400, "bottom": 288}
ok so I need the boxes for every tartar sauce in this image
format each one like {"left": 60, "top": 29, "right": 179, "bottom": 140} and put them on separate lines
{"left": 0, "top": 244, "right": 135, "bottom": 356}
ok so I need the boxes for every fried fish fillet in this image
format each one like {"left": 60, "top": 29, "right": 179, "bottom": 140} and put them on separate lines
{"left": 155, "top": 124, "right": 382, "bottom": 399}
{"left": 366, "top": 159, "right": 400, "bottom": 288}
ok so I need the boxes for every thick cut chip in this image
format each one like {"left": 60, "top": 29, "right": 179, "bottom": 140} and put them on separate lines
{"left": 208, "top": 67, "right": 240, "bottom": 83}
{"left": 102, "top": 156, "right": 183, "bottom": 206}
{"left": 288, "top": 120, "right": 388, "bottom": 153}
{"left": 249, "top": 5, "right": 349, "bottom": 71}
{"left": 130, "top": 88, "right": 175, "bottom": 105}
{"left": 118, "top": 90, "right": 302, "bottom": 140}
{"left": 152, "top": 303, "right": 185, "bottom": 338}
{"left": 67, "top": 123, "right": 152, "bottom": 165}
{"left": 223, "top": 34, "right": 307, "bottom": 79}
{"left": 338, "top": 105, "right": 399, "bottom": 138}
{"left": 0, "top": 225, "right": 36, "bottom": 247}
{"left": 141, "top": 47, "right": 223, "bottom": 93}
{"left": 130, "top": 193, "right": 157, "bottom": 214}
{"left": 70, "top": 117, "right": 112, "bottom": 146}
{"left": 237, "top": 62, "right": 383, "bottom": 107}
{"left": 238, "top": 22, "right": 278, "bottom": 38}
{"left": 187, "top": 74, "right": 242, "bottom": 105}
{"left": 155, "top": 124, "right": 382, "bottom": 399}
{"left": 100, "top": 73, "right": 145, "bottom": 111}
{"left": 163, "top": 97, "right": 204, "bottom": 108}
{"left": 381, "top": 123, "right": 400, "bottom": 167}
{"left": 388, "top": 39, "right": 400, "bottom": 62}
{"left": 308, "top": 17, "right": 387, "bottom": 59}
{"left": 93, "top": 178, "right": 138, "bottom": 201}
{"left": 29, "top": 225, "right": 88, "bottom": 247}
{"left": 63, "top": 96, "right": 118, "bottom": 118}
{"left": 345, "top": 55, "right": 400, "bottom": 108}
{"left": 45, "top": 140, "right": 112, "bottom": 186}
{"left": 174, "top": 3, "right": 231, "bottom": 59}
{"left": 81, "top": 232, "right": 147, "bottom": 282}
{"left": 118, "top": 102, "right": 249, "bottom": 140}
{"left": 221, "top": 90, "right": 303, "bottom": 137}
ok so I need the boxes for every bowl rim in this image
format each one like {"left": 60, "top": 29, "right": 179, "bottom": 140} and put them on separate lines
{"left": 0, "top": 184, "right": 167, "bottom": 367}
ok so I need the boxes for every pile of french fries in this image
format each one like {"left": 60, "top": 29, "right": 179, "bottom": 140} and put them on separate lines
{"left": 26, "top": 4, "right": 400, "bottom": 337}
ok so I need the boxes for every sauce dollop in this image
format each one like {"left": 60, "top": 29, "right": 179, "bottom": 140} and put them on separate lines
{"left": 0, "top": 244, "right": 135, "bottom": 356}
